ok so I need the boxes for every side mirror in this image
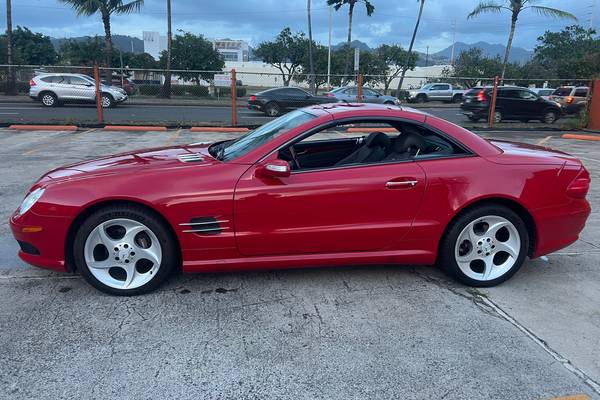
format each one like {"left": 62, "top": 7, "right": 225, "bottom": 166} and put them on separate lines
{"left": 258, "top": 159, "right": 291, "bottom": 178}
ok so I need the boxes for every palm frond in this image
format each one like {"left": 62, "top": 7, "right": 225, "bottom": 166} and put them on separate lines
{"left": 529, "top": 6, "right": 577, "bottom": 20}
{"left": 327, "top": 0, "right": 347, "bottom": 11}
{"left": 113, "top": 0, "right": 144, "bottom": 14}
{"left": 468, "top": 1, "right": 507, "bottom": 19}
{"left": 59, "top": 0, "right": 103, "bottom": 16}
{"left": 362, "top": 0, "right": 375, "bottom": 16}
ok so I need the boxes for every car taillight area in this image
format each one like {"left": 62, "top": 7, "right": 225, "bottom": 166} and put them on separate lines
{"left": 29, "top": 79, "right": 36, "bottom": 87}
{"left": 477, "top": 90, "right": 487, "bottom": 102}
{"left": 567, "top": 167, "right": 591, "bottom": 199}
{"left": 249, "top": 95, "right": 257, "bottom": 101}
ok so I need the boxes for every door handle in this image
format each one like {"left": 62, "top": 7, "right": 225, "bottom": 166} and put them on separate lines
{"left": 386, "top": 180, "right": 418, "bottom": 188}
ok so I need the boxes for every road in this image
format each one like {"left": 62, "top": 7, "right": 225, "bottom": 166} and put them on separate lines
{"left": 0, "top": 101, "right": 561, "bottom": 126}
{"left": 0, "top": 127, "right": 598, "bottom": 399}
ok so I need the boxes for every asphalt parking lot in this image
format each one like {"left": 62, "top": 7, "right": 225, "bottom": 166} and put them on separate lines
{"left": 0, "top": 127, "right": 599, "bottom": 400}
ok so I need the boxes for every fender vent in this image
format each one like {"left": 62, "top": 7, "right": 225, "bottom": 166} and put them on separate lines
{"left": 180, "top": 217, "right": 228, "bottom": 235}
{"left": 177, "top": 153, "right": 204, "bottom": 163}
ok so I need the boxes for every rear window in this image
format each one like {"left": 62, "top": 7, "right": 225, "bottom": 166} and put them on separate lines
{"left": 574, "top": 89, "right": 589, "bottom": 97}
{"left": 464, "top": 88, "right": 483, "bottom": 96}
{"left": 553, "top": 87, "right": 572, "bottom": 96}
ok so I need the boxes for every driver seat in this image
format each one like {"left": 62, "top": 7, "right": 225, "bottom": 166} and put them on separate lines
{"left": 335, "top": 132, "right": 390, "bottom": 166}
{"left": 385, "top": 132, "right": 427, "bottom": 161}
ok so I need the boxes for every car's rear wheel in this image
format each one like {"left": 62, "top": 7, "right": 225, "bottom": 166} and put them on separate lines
{"left": 264, "top": 102, "right": 281, "bottom": 117}
{"left": 73, "top": 205, "right": 178, "bottom": 295}
{"left": 452, "top": 95, "right": 463, "bottom": 103}
{"left": 384, "top": 101, "right": 395, "bottom": 105}
{"left": 542, "top": 110, "right": 557, "bottom": 124}
{"left": 467, "top": 116, "right": 481, "bottom": 122}
{"left": 101, "top": 93, "right": 114, "bottom": 108}
{"left": 439, "top": 205, "right": 529, "bottom": 287}
{"left": 40, "top": 92, "right": 58, "bottom": 107}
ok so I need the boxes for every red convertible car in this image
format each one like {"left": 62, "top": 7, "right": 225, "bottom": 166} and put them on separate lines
{"left": 10, "top": 104, "right": 591, "bottom": 295}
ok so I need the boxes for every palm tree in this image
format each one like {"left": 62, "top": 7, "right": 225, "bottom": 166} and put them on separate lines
{"left": 5, "top": 0, "right": 17, "bottom": 95}
{"left": 468, "top": 0, "right": 576, "bottom": 82}
{"left": 396, "top": 0, "right": 425, "bottom": 96}
{"left": 158, "top": 0, "right": 172, "bottom": 98}
{"left": 327, "top": 0, "right": 375, "bottom": 82}
{"left": 59, "top": 0, "right": 144, "bottom": 81}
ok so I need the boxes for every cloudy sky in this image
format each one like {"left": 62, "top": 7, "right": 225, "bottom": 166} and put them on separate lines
{"left": 1, "top": 0, "right": 596, "bottom": 52}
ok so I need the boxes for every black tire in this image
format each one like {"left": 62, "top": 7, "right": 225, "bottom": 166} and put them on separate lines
{"left": 40, "top": 92, "right": 58, "bottom": 107}
{"left": 452, "top": 95, "right": 463, "bottom": 103}
{"left": 416, "top": 94, "right": 427, "bottom": 104}
{"left": 542, "top": 110, "right": 557, "bottom": 124}
{"left": 467, "top": 116, "right": 481, "bottom": 122}
{"left": 73, "top": 204, "right": 178, "bottom": 296}
{"left": 264, "top": 102, "right": 281, "bottom": 117}
{"left": 101, "top": 93, "right": 114, "bottom": 108}
{"left": 438, "top": 204, "right": 529, "bottom": 287}
{"left": 384, "top": 101, "right": 395, "bottom": 105}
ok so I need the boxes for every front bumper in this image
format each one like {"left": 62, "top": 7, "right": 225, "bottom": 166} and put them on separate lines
{"left": 9, "top": 210, "right": 71, "bottom": 273}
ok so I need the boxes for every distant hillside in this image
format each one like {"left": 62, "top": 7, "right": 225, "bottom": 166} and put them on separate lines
{"left": 51, "top": 35, "right": 144, "bottom": 54}
{"left": 332, "top": 40, "right": 372, "bottom": 52}
{"left": 432, "top": 41, "right": 533, "bottom": 64}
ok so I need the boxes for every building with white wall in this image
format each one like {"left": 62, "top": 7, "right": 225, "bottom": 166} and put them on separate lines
{"left": 143, "top": 32, "right": 249, "bottom": 62}
{"left": 143, "top": 31, "right": 167, "bottom": 60}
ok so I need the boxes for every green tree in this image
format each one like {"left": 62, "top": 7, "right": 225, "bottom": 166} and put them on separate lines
{"left": 468, "top": 0, "right": 576, "bottom": 83}
{"left": 299, "top": 45, "right": 346, "bottom": 90}
{"left": 376, "top": 44, "right": 417, "bottom": 94}
{"left": 327, "top": 0, "right": 375, "bottom": 80}
{"left": 0, "top": 27, "right": 58, "bottom": 65}
{"left": 533, "top": 25, "right": 600, "bottom": 80}
{"left": 254, "top": 28, "right": 309, "bottom": 86}
{"left": 396, "top": 0, "right": 425, "bottom": 95}
{"left": 59, "top": 0, "right": 144, "bottom": 81}
{"left": 59, "top": 37, "right": 104, "bottom": 66}
{"left": 442, "top": 48, "right": 505, "bottom": 87}
{"left": 158, "top": 32, "right": 224, "bottom": 84}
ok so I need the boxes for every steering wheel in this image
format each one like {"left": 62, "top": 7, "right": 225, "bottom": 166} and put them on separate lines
{"left": 289, "top": 146, "right": 301, "bottom": 169}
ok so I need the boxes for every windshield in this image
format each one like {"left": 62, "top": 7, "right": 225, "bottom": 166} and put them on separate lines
{"left": 420, "top": 84, "right": 433, "bottom": 90}
{"left": 219, "top": 110, "right": 317, "bottom": 161}
{"left": 553, "top": 87, "right": 572, "bottom": 96}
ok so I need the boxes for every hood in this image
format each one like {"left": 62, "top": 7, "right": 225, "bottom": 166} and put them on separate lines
{"left": 486, "top": 140, "right": 582, "bottom": 166}
{"left": 41, "top": 143, "right": 219, "bottom": 183}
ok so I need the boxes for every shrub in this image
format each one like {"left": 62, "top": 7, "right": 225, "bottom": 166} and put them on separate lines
{"left": 137, "top": 84, "right": 161, "bottom": 96}
{"left": 186, "top": 85, "right": 209, "bottom": 97}
{"left": 217, "top": 86, "right": 247, "bottom": 97}
{"left": 0, "top": 81, "right": 30, "bottom": 94}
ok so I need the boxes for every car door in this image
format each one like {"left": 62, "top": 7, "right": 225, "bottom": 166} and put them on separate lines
{"left": 363, "top": 88, "right": 383, "bottom": 103}
{"left": 68, "top": 76, "right": 95, "bottom": 100}
{"left": 233, "top": 139, "right": 427, "bottom": 256}
{"left": 495, "top": 89, "right": 520, "bottom": 118}
{"left": 516, "top": 89, "right": 543, "bottom": 118}
{"left": 435, "top": 84, "right": 452, "bottom": 101}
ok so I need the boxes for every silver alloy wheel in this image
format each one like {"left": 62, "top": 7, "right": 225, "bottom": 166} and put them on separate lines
{"left": 454, "top": 215, "right": 521, "bottom": 282}
{"left": 42, "top": 94, "right": 55, "bottom": 106}
{"left": 266, "top": 103, "right": 279, "bottom": 117}
{"left": 84, "top": 218, "right": 162, "bottom": 290}
{"left": 544, "top": 111, "right": 556, "bottom": 124}
{"left": 493, "top": 111, "right": 502, "bottom": 123}
{"left": 101, "top": 95, "right": 112, "bottom": 108}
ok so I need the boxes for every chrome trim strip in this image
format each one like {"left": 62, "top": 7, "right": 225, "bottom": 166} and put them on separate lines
{"left": 179, "top": 220, "right": 229, "bottom": 226}
{"left": 182, "top": 227, "right": 228, "bottom": 233}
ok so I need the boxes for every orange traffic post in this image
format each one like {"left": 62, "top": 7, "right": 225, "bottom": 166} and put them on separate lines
{"left": 231, "top": 69, "right": 238, "bottom": 127}
{"left": 357, "top": 73, "right": 363, "bottom": 103}
{"left": 93, "top": 64, "right": 103, "bottom": 124}
{"left": 488, "top": 75, "right": 500, "bottom": 129}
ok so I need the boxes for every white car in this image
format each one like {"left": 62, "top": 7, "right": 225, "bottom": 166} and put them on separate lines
{"left": 29, "top": 73, "right": 128, "bottom": 108}
{"left": 530, "top": 88, "right": 555, "bottom": 101}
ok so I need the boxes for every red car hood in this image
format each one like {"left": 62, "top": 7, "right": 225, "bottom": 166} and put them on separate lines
{"left": 486, "top": 140, "right": 582, "bottom": 166}
{"left": 41, "top": 144, "right": 218, "bottom": 182}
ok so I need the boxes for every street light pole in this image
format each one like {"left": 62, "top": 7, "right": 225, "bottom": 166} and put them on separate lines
{"left": 159, "top": 0, "right": 172, "bottom": 98}
{"left": 327, "top": 4, "right": 332, "bottom": 89}
{"left": 5, "top": 0, "right": 17, "bottom": 95}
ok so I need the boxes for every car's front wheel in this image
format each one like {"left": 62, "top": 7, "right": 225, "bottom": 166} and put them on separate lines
{"left": 264, "top": 102, "right": 281, "bottom": 117}
{"left": 73, "top": 205, "right": 178, "bottom": 295}
{"left": 439, "top": 205, "right": 529, "bottom": 287}
{"left": 542, "top": 110, "right": 558, "bottom": 124}
{"left": 101, "top": 93, "right": 114, "bottom": 108}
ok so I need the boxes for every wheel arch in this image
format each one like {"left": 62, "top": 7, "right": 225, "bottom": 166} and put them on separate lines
{"left": 38, "top": 90, "right": 57, "bottom": 101}
{"left": 439, "top": 196, "right": 537, "bottom": 259}
{"left": 64, "top": 198, "right": 181, "bottom": 272}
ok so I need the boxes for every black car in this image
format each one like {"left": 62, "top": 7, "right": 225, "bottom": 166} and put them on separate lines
{"left": 461, "top": 86, "right": 563, "bottom": 124}
{"left": 248, "top": 87, "right": 338, "bottom": 116}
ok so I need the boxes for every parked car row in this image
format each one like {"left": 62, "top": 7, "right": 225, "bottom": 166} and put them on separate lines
{"left": 407, "top": 83, "right": 466, "bottom": 103}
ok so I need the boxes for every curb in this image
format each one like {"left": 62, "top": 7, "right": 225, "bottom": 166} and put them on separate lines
{"left": 104, "top": 125, "right": 167, "bottom": 132}
{"left": 190, "top": 127, "right": 249, "bottom": 133}
{"left": 8, "top": 124, "right": 78, "bottom": 131}
{"left": 562, "top": 133, "right": 600, "bottom": 142}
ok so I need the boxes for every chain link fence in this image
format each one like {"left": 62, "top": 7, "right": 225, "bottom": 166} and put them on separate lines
{"left": 0, "top": 64, "right": 593, "bottom": 127}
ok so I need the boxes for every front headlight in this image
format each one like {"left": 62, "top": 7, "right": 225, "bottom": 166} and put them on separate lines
{"left": 19, "top": 187, "right": 45, "bottom": 215}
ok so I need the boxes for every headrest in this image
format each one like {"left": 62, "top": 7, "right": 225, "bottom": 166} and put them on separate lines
{"left": 364, "top": 132, "right": 391, "bottom": 148}
{"left": 394, "top": 132, "right": 427, "bottom": 153}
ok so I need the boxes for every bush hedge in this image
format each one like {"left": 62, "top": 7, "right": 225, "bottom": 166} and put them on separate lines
{"left": 136, "top": 83, "right": 210, "bottom": 97}
{"left": 0, "top": 81, "right": 30, "bottom": 94}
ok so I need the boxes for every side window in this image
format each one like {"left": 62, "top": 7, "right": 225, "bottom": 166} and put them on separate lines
{"left": 41, "top": 76, "right": 55, "bottom": 83}
{"left": 574, "top": 89, "right": 588, "bottom": 97}
{"left": 364, "top": 88, "right": 378, "bottom": 96}
{"left": 518, "top": 90, "right": 537, "bottom": 100}
{"left": 277, "top": 121, "right": 467, "bottom": 172}
{"left": 498, "top": 89, "right": 518, "bottom": 98}
{"left": 288, "top": 88, "right": 308, "bottom": 97}
{"left": 346, "top": 87, "right": 358, "bottom": 95}
{"left": 69, "top": 76, "right": 92, "bottom": 86}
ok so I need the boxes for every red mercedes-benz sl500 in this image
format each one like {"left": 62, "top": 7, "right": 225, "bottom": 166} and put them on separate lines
{"left": 10, "top": 104, "right": 591, "bottom": 295}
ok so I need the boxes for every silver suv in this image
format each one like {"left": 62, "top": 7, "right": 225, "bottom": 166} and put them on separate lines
{"left": 29, "top": 73, "right": 128, "bottom": 108}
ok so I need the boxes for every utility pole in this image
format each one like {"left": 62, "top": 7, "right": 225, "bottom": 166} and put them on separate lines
{"left": 327, "top": 4, "right": 332, "bottom": 89}
{"left": 307, "top": 0, "right": 315, "bottom": 94}
{"left": 159, "top": 0, "right": 172, "bottom": 98}
{"left": 5, "top": 0, "right": 17, "bottom": 95}
{"left": 591, "top": 0, "right": 597, "bottom": 30}
{"left": 450, "top": 19, "right": 457, "bottom": 65}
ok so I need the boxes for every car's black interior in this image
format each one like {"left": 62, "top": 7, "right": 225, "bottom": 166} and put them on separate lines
{"left": 278, "top": 121, "right": 466, "bottom": 171}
